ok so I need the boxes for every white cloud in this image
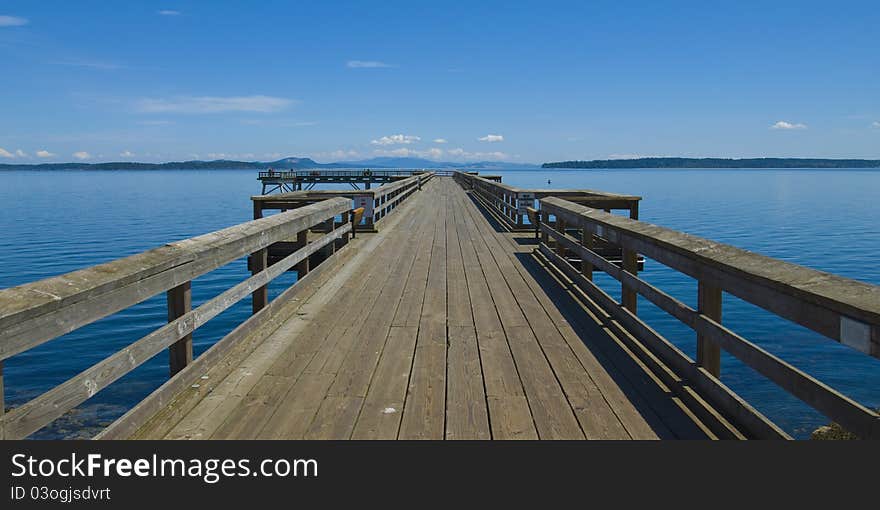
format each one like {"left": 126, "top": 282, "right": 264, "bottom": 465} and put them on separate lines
{"left": 36, "top": 150, "right": 55, "bottom": 158}
{"left": 120, "top": 150, "right": 135, "bottom": 157}
{"left": 0, "top": 148, "right": 13, "bottom": 158}
{"left": 15, "top": 149, "right": 27, "bottom": 157}
{"left": 346, "top": 60, "right": 395, "bottom": 68}
{"left": 478, "top": 134, "right": 504, "bottom": 142}
{"left": 0, "top": 15, "right": 28, "bottom": 27}
{"left": 771, "top": 121, "right": 807, "bottom": 130}
{"left": 158, "top": 10, "right": 181, "bottom": 16}
{"left": 72, "top": 151, "right": 92, "bottom": 160}
{"left": 371, "top": 134, "right": 421, "bottom": 145}
{"left": 134, "top": 95, "right": 294, "bottom": 114}
{"left": 872, "top": 121, "right": 880, "bottom": 128}
{"left": 433, "top": 138, "right": 448, "bottom": 144}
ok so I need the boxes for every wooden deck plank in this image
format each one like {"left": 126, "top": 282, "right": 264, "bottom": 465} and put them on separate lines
{"left": 399, "top": 189, "right": 448, "bottom": 440}
{"left": 456, "top": 191, "right": 632, "bottom": 439}
{"left": 351, "top": 326, "right": 420, "bottom": 439}
{"left": 454, "top": 188, "right": 584, "bottom": 439}
{"left": 304, "top": 200, "right": 433, "bottom": 438}
{"left": 444, "top": 198, "right": 491, "bottom": 439}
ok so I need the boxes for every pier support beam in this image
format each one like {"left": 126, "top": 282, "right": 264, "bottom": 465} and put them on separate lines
{"left": 167, "top": 281, "right": 193, "bottom": 377}
{"left": 697, "top": 282, "right": 722, "bottom": 377}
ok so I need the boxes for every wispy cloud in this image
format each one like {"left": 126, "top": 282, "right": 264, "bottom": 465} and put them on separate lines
{"left": 52, "top": 59, "right": 123, "bottom": 70}
{"left": 433, "top": 138, "right": 448, "bottom": 144}
{"left": 15, "top": 149, "right": 27, "bottom": 157}
{"left": 771, "top": 121, "right": 807, "bottom": 130}
{"left": 0, "top": 147, "right": 13, "bottom": 158}
{"left": 72, "top": 151, "right": 92, "bottom": 160}
{"left": 0, "top": 15, "right": 28, "bottom": 27}
{"left": 448, "top": 147, "right": 509, "bottom": 160}
{"left": 120, "top": 150, "right": 135, "bottom": 157}
{"left": 372, "top": 147, "right": 444, "bottom": 159}
{"left": 347, "top": 60, "right": 396, "bottom": 69}
{"left": 158, "top": 10, "right": 181, "bottom": 16}
{"left": 134, "top": 95, "right": 294, "bottom": 114}
{"left": 478, "top": 134, "right": 504, "bottom": 142}
{"left": 872, "top": 121, "right": 880, "bottom": 128}
{"left": 136, "top": 120, "right": 174, "bottom": 126}
{"left": 36, "top": 150, "right": 54, "bottom": 158}
{"left": 371, "top": 134, "right": 421, "bottom": 145}
{"left": 313, "top": 149, "right": 361, "bottom": 161}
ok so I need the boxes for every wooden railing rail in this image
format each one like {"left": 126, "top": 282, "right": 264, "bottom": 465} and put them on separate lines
{"left": 0, "top": 197, "right": 352, "bottom": 439}
{"left": 538, "top": 196, "right": 880, "bottom": 439}
{"left": 252, "top": 172, "right": 433, "bottom": 228}
{"left": 453, "top": 171, "right": 641, "bottom": 230}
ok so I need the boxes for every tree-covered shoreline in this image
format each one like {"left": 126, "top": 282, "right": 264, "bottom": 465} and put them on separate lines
{"left": 543, "top": 158, "right": 880, "bottom": 169}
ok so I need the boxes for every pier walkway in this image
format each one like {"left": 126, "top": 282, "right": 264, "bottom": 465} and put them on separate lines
{"left": 3, "top": 172, "right": 879, "bottom": 440}
{"left": 126, "top": 178, "right": 703, "bottom": 439}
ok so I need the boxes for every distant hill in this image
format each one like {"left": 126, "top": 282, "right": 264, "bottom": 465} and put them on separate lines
{"left": 542, "top": 158, "right": 880, "bottom": 169}
{"left": 0, "top": 156, "right": 536, "bottom": 171}
{"left": 338, "top": 157, "right": 538, "bottom": 169}
{"left": 0, "top": 157, "right": 329, "bottom": 171}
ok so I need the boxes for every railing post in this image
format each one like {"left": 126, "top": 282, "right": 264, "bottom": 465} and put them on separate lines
{"left": 697, "top": 281, "right": 722, "bottom": 377}
{"left": 622, "top": 248, "right": 638, "bottom": 314}
{"left": 251, "top": 248, "right": 268, "bottom": 314}
{"left": 581, "top": 227, "right": 594, "bottom": 281}
{"left": 323, "top": 218, "right": 336, "bottom": 256}
{"left": 296, "top": 229, "right": 310, "bottom": 277}
{"left": 167, "top": 281, "right": 193, "bottom": 377}
{"left": 350, "top": 210, "right": 357, "bottom": 239}
{"left": 541, "top": 213, "right": 549, "bottom": 245}
{"left": 556, "top": 218, "right": 567, "bottom": 257}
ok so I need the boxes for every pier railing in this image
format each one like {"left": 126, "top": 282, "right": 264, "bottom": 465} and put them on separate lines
{"left": 537, "top": 197, "right": 880, "bottom": 439}
{"left": 0, "top": 197, "right": 354, "bottom": 439}
{"left": 253, "top": 171, "right": 434, "bottom": 228}
{"left": 453, "top": 171, "right": 641, "bottom": 230}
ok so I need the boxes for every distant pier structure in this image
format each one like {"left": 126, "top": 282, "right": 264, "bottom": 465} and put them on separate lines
{"left": 259, "top": 168, "right": 437, "bottom": 194}
{"left": 258, "top": 168, "right": 501, "bottom": 194}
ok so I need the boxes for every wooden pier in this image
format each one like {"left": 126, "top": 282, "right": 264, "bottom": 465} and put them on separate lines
{"left": 1, "top": 173, "right": 879, "bottom": 440}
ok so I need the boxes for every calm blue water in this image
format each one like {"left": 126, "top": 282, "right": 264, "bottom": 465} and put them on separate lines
{"left": 1, "top": 168, "right": 878, "bottom": 438}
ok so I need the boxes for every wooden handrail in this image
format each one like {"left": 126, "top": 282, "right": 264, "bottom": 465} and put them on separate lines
{"left": 453, "top": 171, "right": 640, "bottom": 230}
{"left": 538, "top": 197, "right": 880, "bottom": 438}
{"left": 252, "top": 172, "right": 433, "bottom": 227}
{"left": 0, "top": 197, "right": 352, "bottom": 439}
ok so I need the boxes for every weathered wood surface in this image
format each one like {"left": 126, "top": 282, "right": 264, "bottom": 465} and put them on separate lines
{"left": 0, "top": 198, "right": 352, "bottom": 361}
{"left": 124, "top": 178, "right": 714, "bottom": 440}
{"left": 540, "top": 197, "right": 880, "bottom": 356}
{"left": 539, "top": 198, "right": 880, "bottom": 439}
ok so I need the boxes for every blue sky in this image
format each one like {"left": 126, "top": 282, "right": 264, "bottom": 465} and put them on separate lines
{"left": 0, "top": 0, "right": 878, "bottom": 164}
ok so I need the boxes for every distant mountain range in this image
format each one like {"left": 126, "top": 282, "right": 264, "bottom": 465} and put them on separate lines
{"left": 0, "top": 156, "right": 537, "bottom": 171}
{"left": 543, "top": 158, "right": 880, "bottom": 169}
